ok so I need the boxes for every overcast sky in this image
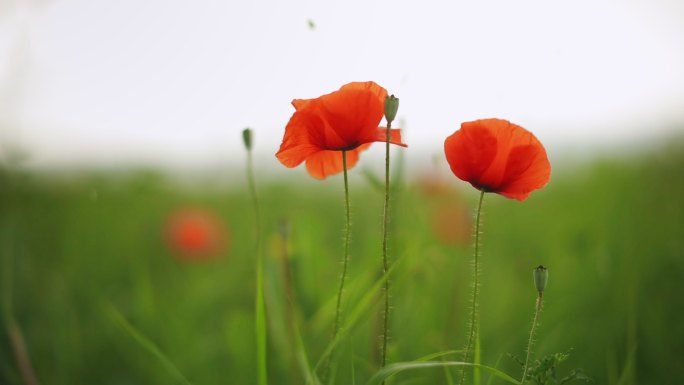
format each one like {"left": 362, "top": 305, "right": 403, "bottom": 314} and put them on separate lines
{"left": 1, "top": 0, "right": 684, "bottom": 172}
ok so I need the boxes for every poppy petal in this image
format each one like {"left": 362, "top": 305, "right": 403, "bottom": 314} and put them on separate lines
{"left": 498, "top": 144, "right": 551, "bottom": 200}
{"left": 339, "top": 81, "right": 388, "bottom": 104}
{"left": 372, "top": 128, "right": 408, "bottom": 147}
{"left": 292, "top": 98, "right": 314, "bottom": 110}
{"left": 276, "top": 109, "right": 327, "bottom": 168}
{"left": 476, "top": 119, "right": 535, "bottom": 188}
{"left": 304, "top": 144, "right": 371, "bottom": 180}
{"left": 317, "top": 84, "right": 386, "bottom": 148}
{"left": 276, "top": 82, "right": 405, "bottom": 180}
{"left": 444, "top": 122, "right": 498, "bottom": 190}
{"left": 444, "top": 118, "right": 550, "bottom": 200}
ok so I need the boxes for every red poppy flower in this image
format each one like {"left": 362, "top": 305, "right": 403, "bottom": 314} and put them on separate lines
{"left": 276, "top": 81, "right": 407, "bottom": 179}
{"left": 432, "top": 204, "right": 472, "bottom": 246}
{"left": 164, "top": 207, "right": 228, "bottom": 262}
{"left": 444, "top": 118, "right": 551, "bottom": 201}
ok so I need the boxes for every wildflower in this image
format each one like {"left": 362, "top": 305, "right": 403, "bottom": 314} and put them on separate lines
{"left": 417, "top": 173, "right": 472, "bottom": 246}
{"left": 444, "top": 118, "right": 551, "bottom": 201}
{"left": 445, "top": 119, "right": 551, "bottom": 385}
{"left": 432, "top": 204, "right": 472, "bottom": 247}
{"left": 165, "top": 207, "right": 227, "bottom": 261}
{"left": 276, "top": 81, "right": 407, "bottom": 179}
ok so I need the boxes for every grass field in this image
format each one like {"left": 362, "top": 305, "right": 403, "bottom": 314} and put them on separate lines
{"left": 1, "top": 139, "right": 683, "bottom": 385}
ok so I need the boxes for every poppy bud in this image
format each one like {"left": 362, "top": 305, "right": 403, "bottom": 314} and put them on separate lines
{"left": 534, "top": 265, "right": 548, "bottom": 293}
{"left": 242, "top": 128, "right": 253, "bottom": 151}
{"left": 384, "top": 95, "right": 399, "bottom": 124}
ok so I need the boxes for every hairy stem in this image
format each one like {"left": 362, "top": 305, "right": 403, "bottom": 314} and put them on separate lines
{"left": 323, "top": 150, "right": 352, "bottom": 384}
{"left": 521, "top": 293, "right": 543, "bottom": 384}
{"left": 458, "top": 189, "right": 486, "bottom": 385}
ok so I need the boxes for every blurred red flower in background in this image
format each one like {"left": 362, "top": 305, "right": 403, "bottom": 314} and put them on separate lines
{"left": 417, "top": 173, "right": 472, "bottom": 246}
{"left": 276, "top": 81, "right": 407, "bottom": 179}
{"left": 432, "top": 205, "right": 472, "bottom": 246}
{"left": 164, "top": 207, "right": 228, "bottom": 262}
{"left": 444, "top": 118, "right": 551, "bottom": 201}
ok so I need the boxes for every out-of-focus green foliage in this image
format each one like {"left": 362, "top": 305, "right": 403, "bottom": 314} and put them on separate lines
{"left": 511, "top": 350, "right": 592, "bottom": 385}
{"left": 1, "top": 141, "right": 683, "bottom": 384}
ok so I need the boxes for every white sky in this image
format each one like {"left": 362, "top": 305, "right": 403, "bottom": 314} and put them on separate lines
{"left": 1, "top": 0, "right": 684, "bottom": 172}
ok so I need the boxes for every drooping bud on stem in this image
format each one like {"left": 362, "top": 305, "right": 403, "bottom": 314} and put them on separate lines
{"left": 384, "top": 95, "right": 399, "bottom": 125}
{"left": 534, "top": 265, "right": 548, "bottom": 294}
{"left": 242, "top": 128, "right": 253, "bottom": 151}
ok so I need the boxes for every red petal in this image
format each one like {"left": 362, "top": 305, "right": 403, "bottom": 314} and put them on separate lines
{"left": 444, "top": 122, "right": 498, "bottom": 189}
{"left": 498, "top": 143, "right": 551, "bottom": 200}
{"left": 372, "top": 128, "right": 408, "bottom": 147}
{"left": 304, "top": 145, "right": 370, "bottom": 180}
{"left": 316, "top": 83, "right": 386, "bottom": 148}
{"left": 277, "top": 81, "right": 393, "bottom": 179}
{"left": 292, "top": 98, "right": 314, "bottom": 110}
{"left": 444, "top": 118, "right": 550, "bottom": 200}
{"left": 276, "top": 109, "right": 328, "bottom": 168}
{"left": 339, "top": 81, "right": 388, "bottom": 104}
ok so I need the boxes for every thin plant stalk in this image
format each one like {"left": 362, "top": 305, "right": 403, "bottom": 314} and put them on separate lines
{"left": 245, "top": 130, "right": 267, "bottom": 385}
{"left": 279, "top": 219, "right": 301, "bottom": 383}
{"left": 521, "top": 293, "right": 543, "bottom": 384}
{"left": 380, "top": 120, "right": 393, "bottom": 373}
{"left": 458, "top": 189, "right": 486, "bottom": 385}
{"left": 323, "top": 150, "right": 352, "bottom": 383}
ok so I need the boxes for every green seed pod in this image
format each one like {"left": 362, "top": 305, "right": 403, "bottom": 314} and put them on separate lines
{"left": 534, "top": 265, "right": 548, "bottom": 293}
{"left": 242, "top": 128, "right": 253, "bottom": 150}
{"left": 384, "top": 95, "right": 399, "bottom": 125}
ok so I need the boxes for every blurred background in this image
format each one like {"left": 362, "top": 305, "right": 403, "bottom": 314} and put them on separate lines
{"left": 1, "top": 0, "right": 683, "bottom": 384}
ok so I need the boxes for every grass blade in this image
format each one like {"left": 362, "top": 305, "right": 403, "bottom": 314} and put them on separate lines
{"left": 106, "top": 304, "right": 192, "bottom": 385}
{"left": 313, "top": 259, "right": 402, "bottom": 374}
{"left": 244, "top": 128, "right": 268, "bottom": 385}
{"left": 291, "top": 316, "right": 321, "bottom": 385}
{"left": 366, "top": 361, "right": 521, "bottom": 385}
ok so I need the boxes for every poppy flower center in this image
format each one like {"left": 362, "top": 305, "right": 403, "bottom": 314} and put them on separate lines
{"left": 333, "top": 141, "right": 360, "bottom": 151}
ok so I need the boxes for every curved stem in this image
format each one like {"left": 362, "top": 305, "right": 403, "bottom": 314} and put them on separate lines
{"left": 324, "top": 150, "right": 351, "bottom": 383}
{"left": 246, "top": 144, "right": 267, "bottom": 385}
{"left": 333, "top": 150, "right": 351, "bottom": 342}
{"left": 521, "top": 293, "right": 543, "bottom": 384}
{"left": 380, "top": 122, "right": 392, "bottom": 374}
{"left": 458, "top": 189, "right": 486, "bottom": 385}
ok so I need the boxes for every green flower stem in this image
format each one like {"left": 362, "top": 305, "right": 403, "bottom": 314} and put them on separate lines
{"left": 380, "top": 121, "right": 392, "bottom": 375}
{"left": 324, "top": 150, "right": 352, "bottom": 383}
{"left": 279, "top": 220, "right": 300, "bottom": 383}
{"left": 521, "top": 293, "right": 543, "bottom": 384}
{"left": 334, "top": 150, "right": 351, "bottom": 343}
{"left": 246, "top": 139, "right": 267, "bottom": 385}
{"left": 458, "top": 189, "right": 486, "bottom": 385}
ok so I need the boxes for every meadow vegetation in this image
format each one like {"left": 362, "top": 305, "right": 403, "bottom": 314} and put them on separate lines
{"left": 1, "top": 139, "right": 683, "bottom": 384}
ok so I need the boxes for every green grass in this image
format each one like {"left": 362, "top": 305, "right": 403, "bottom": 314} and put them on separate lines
{"left": 1, "top": 141, "right": 684, "bottom": 384}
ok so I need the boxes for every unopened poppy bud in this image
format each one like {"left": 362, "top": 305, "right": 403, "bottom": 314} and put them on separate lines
{"left": 534, "top": 265, "right": 548, "bottom": 293}
{"left": 384, "top": 95, "right": 399, "bottom": 124}
{"left": 242, "top": 128, "right": 253, "bottom": 151}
